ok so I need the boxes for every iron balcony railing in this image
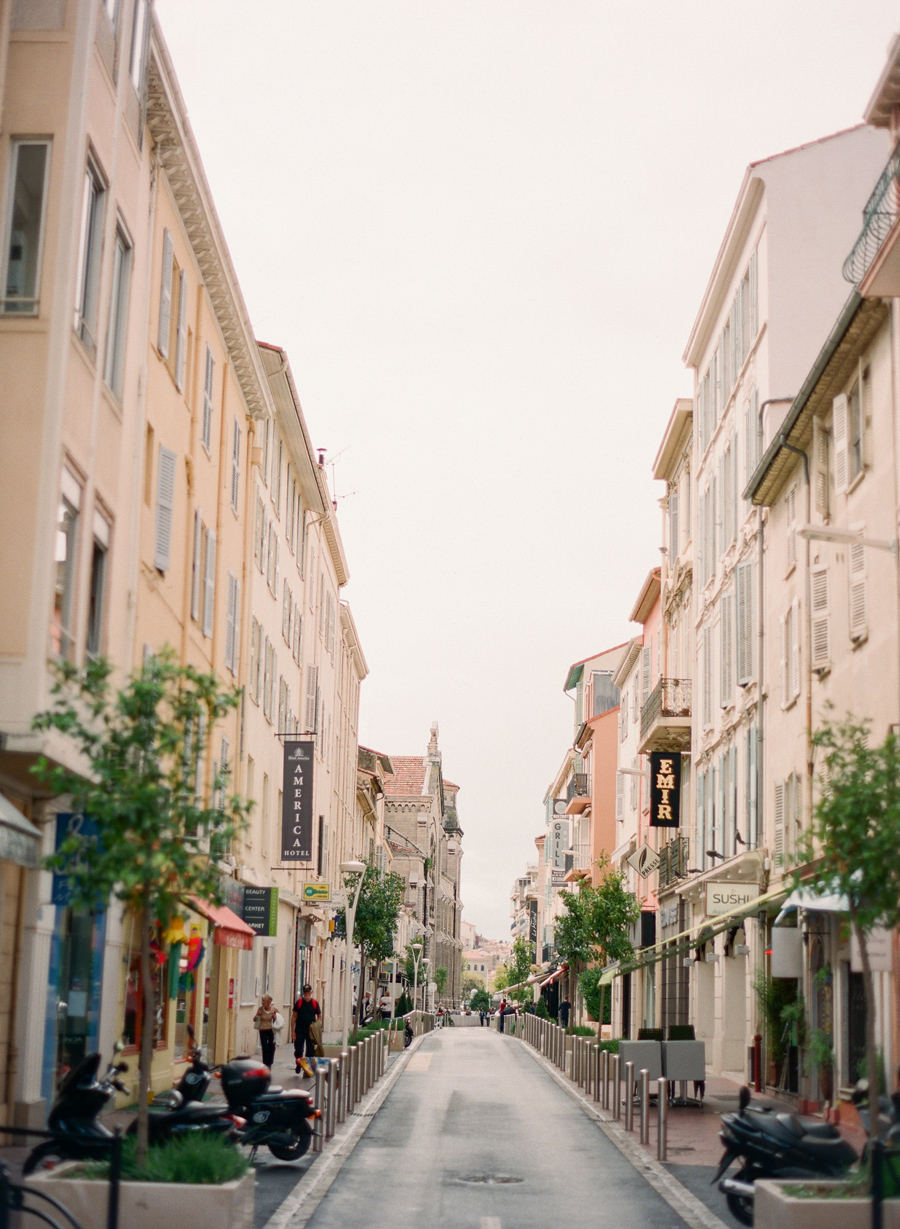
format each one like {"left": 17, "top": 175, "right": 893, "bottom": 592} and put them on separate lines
{"left": 640, "top": 678, "right": 691, "bottom": 739}
{"left": 573, "top": 842, "right": 592, "bottom": 871}
{"left": 566, "top": 773, "right": 590, "bottom": 804}
{"left": 657, "top": 836, "right": 690, "bottom": 889}
{"left": 843, "top": 141, "right": 900, "bottom": 286}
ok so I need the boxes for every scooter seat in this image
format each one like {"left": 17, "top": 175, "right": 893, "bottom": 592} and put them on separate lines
{"left": 779, "top": 1113, "right": 840, "bottom": 1140}
{"left": 264, "top": 1086, "right": 283, "bottom": 1095}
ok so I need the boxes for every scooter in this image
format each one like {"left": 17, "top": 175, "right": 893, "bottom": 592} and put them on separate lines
{"left": 139, "top": 1026, "right": 243, "bottom": 1145}
{"left": 714, "top": 1086, "right": 858, "bottom": 1225}
{"left": 217, "top": 1056, "right": 320, "bottom": 1161}
{"left": 23, "top": 1050, "right": 130, "bottom": 1174}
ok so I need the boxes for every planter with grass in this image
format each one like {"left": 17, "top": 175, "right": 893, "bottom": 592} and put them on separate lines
{"left": 25, "top": 1134, "right": 254, "bottom": 1229}
{"left": 755, "top": 1179, "right": 900, "bottom": 1229}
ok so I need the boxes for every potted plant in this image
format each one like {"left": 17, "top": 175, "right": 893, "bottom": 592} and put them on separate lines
{"left": 806, "top": 1029, "right": 835, "bottom": 1105}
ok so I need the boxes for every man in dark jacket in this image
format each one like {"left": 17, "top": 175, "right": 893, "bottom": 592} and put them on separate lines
{"left": 291, "top": 984, "right": 321, "bottom": 1076}
{"left": 559, "top": 997, "right": 571, "bottom": 1028}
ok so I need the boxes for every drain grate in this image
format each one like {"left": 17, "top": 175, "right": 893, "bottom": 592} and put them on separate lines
{"left": 455, "top": 1175, "right": 524, "bottom": 1185}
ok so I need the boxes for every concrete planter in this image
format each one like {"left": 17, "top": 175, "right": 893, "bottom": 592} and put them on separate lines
{"left": 25, "top": 1169, "right": 255, "bottom": 1229}
{"left": 755, "top": 1179, "right": 900, "bottom": 1229}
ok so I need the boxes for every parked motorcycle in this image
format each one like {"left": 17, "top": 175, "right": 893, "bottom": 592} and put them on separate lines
{"left": 217, "top": 1057, "right": 320, "bottom": 1161}
{"left": 138, "top": 1025, "right": 244, "bottom": 1145}
{"left": 714, "top": 1086, "right": 858, "bottom": 1225}
{"left": 23, "top": 1050, "right": 130, "bottom": 1174}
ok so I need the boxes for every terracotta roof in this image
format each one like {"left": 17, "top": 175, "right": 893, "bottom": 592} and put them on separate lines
{"left": 383, "top": 757, "right": 428, "bottom": 797}
{"left": 443, "top": 780, "right": 459, "bottom": 791}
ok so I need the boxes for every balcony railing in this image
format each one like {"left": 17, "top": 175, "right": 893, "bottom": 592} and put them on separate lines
{"left": 640, "top": 678, "right": 691, "bottom": 740}
{"left": 566, "top": 773, "right": 589, "bottom": 804}
{"left": 573, "top": 842, "right": 592, "bottom": 871}
{"left": 843, "top": 141, "right": 900, "bottom": 286}
{"left": 657, "top": 836, "right": 689, "bottom": 889}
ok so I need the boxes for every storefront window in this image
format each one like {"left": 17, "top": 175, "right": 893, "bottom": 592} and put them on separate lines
{"left": 122, "top": 944, "right": 168, "bottom": 1052}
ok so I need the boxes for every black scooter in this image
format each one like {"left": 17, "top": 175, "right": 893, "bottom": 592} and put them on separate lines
{"left": 218, "top": 1056, "right": 320, "bottom": 1161}
{"left": 24, "top": 1050, "right": 130, "bottom": 1174}
{"left": 139, "top": 1026, "right": 243, "bottom": 1145}
{"left": 714, "top": 1086, "right": 858, "bottom": 1225}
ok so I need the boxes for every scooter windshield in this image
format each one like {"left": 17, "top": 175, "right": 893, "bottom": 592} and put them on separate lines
{"left": 55, "top": 1052, "right": 102, "bottom": 1100}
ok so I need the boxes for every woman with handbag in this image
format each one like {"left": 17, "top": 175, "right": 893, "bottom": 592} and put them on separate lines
{"left": 253, "top": 993, "right": 282, "bottom": 1068}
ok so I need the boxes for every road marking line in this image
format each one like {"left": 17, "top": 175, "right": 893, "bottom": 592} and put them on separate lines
{"left": 513, "top": 1037, "right": 731, "bottom": 1229}
{"left": 406, "top": 1052, "right": 432, "bottom": 1071}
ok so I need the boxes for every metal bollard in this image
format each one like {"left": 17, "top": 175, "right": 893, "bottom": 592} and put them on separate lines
{"left": 313, "top": 1065, "right": 325, "bottom": 1151}
{"left": 337, "top": 1051, "right": 348, "bottom": 1123}
{"left": 348, "top": 1045, "right": 357, "bottom": 1109}
{"left": 367, "top": 1035, "right": 375, "bottom": 1089}
{"left": 592, "top": 1046, "right": 601, "bottom": 1102}
{"left": 601, "top": 1048, "right": 610, "bottom": 1110}
{"left": 639, "top": 1067, "right": 649, "bottom": 1144}
{"left": 657, "top": 1077, "right": 668, "bottom": 1161}
{"left": 363, "top": 1037, "right": 371, "bottom": 1094}
{"left": 325, "top": 1058, "right": 338, "bottom": 1139}
{"left": 624, "top": 1061, "right": 634, "bottom": 1131}
{"left": 612, "top": 1053, "right": 621, "bottom": 1119}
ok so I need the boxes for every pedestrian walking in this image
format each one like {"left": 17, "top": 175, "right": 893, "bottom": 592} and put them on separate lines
{"left": 378, "top": 992, "right": 391, "bottom": 1020}
{"left": 559, "top": 997, "right": 571, "bottom": 1029}
{"left": 291, "top": 983, "right": 322, "bottom": 1077}
{"left": 498, "top": 998, "right": 507, "bottom": 1033}
{"left": 253, "top": 993, "right": 281, "bottom": 1068}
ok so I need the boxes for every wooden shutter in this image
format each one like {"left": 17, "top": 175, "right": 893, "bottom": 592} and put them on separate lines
{"left": 779, "top": 612, "right": 788, "bottom": 706}
{"left": 786, "top": 485, "right": 797, "bottom": 571}
{"left": 225, "top": 571, "right": 238, "bottom": 673}
{"left": 174, "top": 269, "right": 187, "bottom": 390}
{"left": 735, "top": 561, "right": 752, "bottom": 684}
{"left": 202, "top": 346, "right": 214, "bottom": 451}
{"left": 702, "top": 625, "right": 712, "bottom": 726}
{"left": 749, "top": 247, "right": 758, "bottom": 338}
{"left": 696, "top": 772, "right": 706, "bottom": 868}
{"left": 747, "top": 726, "right": 758, "bottom": 849}
{"left": 849, "top": 528, "right": 867, "bottom": 640}
{"left": 813, "top": 419, "right": 829, "bottom": 518}
{"left": 696, "top": 491, "right": 704, "bottom": 585}
{"left": 305, "top": 664, "right": 318, "bottom": 732}
{"left": 669, "top": 489, "right": 678, "bottom": 560}
{"left": 790, "top": 597, "right": 801, "bottom": 700}
{"left": 615, "top": 772, "right": 624, "bottom": 821}
{"left": 231, "top": 418, "right": 240, "bottom": 512}
{"left": 811, "top": 565, "right": 829, "bottom": 669}
{"left": 773, "top": 780, "right": 785, "bottom": 865}
{"left": 202, "top": 529, "right": 216, "bottom": 638}
{"left": 720, "top": 592, "right": 733, "bottom": 706}
{"left": 190, "top": 508, "right": 202, "bottom": 620}
{"left": 641, "top": 645, "right": 651, "bottom": 703}
{"left": 327, "top": 592, "right": 335, "bottom": 655}
{"left": 731, "top": 430, "right": 739, "bottom": 528}
{"left": 154, "top": 445, "right": 176, "bottom": 571}
{"left": 157, "top": 228, "right": 173, "bottom": 358}
{"left": 833, "top": 394, "right": 849, "bottom": 494}
{"left": 729, "top": 744, "right": 738, "bottom": 856}
{"left": 294, "top": 608, "right": 302, "bottom": 663}
{"left": 249, "top": 618, "right": 258, "bottom": 702}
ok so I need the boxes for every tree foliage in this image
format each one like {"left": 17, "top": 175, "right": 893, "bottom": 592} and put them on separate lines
{"left": 32, "top": 651, "right": 248, "bottom": 1163}
{"left": 433, "top": 966, "right": 449, "bottom": 996}
{"left": 791, "top": 714, "right": 900, "bottom": 1136}
{"left": 461, "top": 971, "right": 484, "bottom": 997}
{"left": 469, "top": 987, "right": 491, "bottom": 1012}
{"left": 335, "top": 865, "right": 404, "bottom": 1022}
{"left": 495, "top": 936, "right": 534, "bottom": 1003}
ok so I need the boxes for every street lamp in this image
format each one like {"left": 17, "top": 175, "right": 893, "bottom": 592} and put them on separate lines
{"left": 340, "top": 859, "right": 366, "bottom": 1056}
{"left": 422, "top": 957, "right": 431, "bottom": 1013}
{"left": 411, "top": 942, "right": 423, "bottom": 1017}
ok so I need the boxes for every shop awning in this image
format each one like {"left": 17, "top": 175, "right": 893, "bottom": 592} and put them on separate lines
{"left": 0, "top": 793, "right": 41, "bottom": 869}
{"left": 774, "top": 887, "right": 849, "bottom": 926}
{"left": 190, "top": 897, "right": 255, "bottom": 951}
{"left": 538, "top": 964, "right": 568, "bottom": 989}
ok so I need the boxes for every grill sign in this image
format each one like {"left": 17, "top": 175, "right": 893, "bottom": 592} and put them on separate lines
{"left": 282, "top": 740, "right": 314, "bottom": 861}
{"left": 650, "top": 752, "right": 681, "bottom": 828}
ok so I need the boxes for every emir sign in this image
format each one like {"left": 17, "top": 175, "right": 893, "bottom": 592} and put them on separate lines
{"left": 705, "top": 882, "right": 759, "bottom": 917}
{"left": 281, "top": 740, "right": 314, "bottom": 861}
{"left": 649, "top": 752, "right": 681, "bottom": 828}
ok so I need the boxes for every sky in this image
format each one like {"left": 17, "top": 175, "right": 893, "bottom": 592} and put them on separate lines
{"left": 155, "top": 0, "right": 899, "bottom": 940}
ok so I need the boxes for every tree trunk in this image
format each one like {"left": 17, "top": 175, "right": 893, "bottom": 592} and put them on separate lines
{"left": 137, "top": 891, "right": 154, "bottom": 1166}
{"left": 849, "top": 905, "right": 881, "bottom": 1143}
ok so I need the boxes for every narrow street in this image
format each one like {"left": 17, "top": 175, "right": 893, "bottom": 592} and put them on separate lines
{"left": 304, "top": 1029, "right": 692, "bottom": 1229}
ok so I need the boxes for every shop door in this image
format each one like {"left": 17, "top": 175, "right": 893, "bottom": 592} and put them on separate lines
{"left": 50, "top": 907, "right": 104, "bottom": 1091}
{"left": 847, "top": 971, "right": 866, "bottom": 1086}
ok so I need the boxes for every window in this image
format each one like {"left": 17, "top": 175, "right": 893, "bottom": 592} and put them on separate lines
{"left": 202, "top": 529, "right": 216, "bottom": 638}
{"left": 780, "top": 599, "right": 801, "bottom": 707}
{"left": 701, "top": 624, "right": 712, "bottom": 728}
{"left": 267, "top": 525, "right": 278, "bottom": 595}
{"left": 720, "top": 592, "right": 734, "bottom": 707}
{"left": 278, "top": 677, "right": 288, "bottom": 733}
{"left": 307, "top": 546, "right": 316, "bottom": 602}
{"left": 262, "top": 419, "right": 272, "bottom": 488}
{"left": 86, "top": 511, "right": 110, "bottom": 657}
{"left": 52, "top": 470, "right": 81, "bottom": 660}
{"left": 669, "top": 487, "right": 679, "bottom": 560}
{"left": 735, "top": 561, "right": 753, "bottom": 685}
{"left": 230, "top": 418, "right": 240, "bottom": 513}
{"left": 834, "top": 370, "right": 868, "bottom": 493}
{"left": 813, "top": 419, "right": 830, "bottom": 519}
{"left": 811, "top": 565, "right": 830, "bottom": 670}
{"left": 254, "top": 493, "right": 266, "bottom": 573}
{"left": 293, "top": 607, "right": 302, "bottom": 664}
{"left": 157, "top": 229, "right": 173, "bottom": 358}
{"left": 201, "top": 346, "right": 214, "bottom": 453}
{"left": 3, "top": 140, "right": 50, "bottom": 315}
{"left": 305, "top": 664, "right": 318, "bottom": 732}
{"left": 249, "top": 617, "right": 262, "bottom": 704}
{"left": 283, "top": 580, "right": 292, "bottom": 644}
{"left": 224, "top": 571, "right": 240, "bottom": 674}
{"left": 129, "top": 0, "right": 149, "bottom": 93}
{"left": 849, "top": 527, "right": 867, "bottom": 642}
{"left": 154, "top": 446, "right": 176, "bottom": 571}
{"left": 174, "top": 269, "right": 187, "bottom": 391}
{"left": 640, "top": 645, "right": 651, "bottom": 705}
{"left": 74, "top": 159, "right": 105, "bottom": 353}
{"left": 104, "top": 225, "right": 131, "bottom": 397}
{"left": 274, "top": 438, "right": 284, "bottom": 518}
{"left": 325, "top": 591, "right": 335, "bottom": 656}
{"left": 190, "top": 509, "right": 202, "bottom": 622}
{"left": 848, "top": 375, "right": 865, "bottom": 483}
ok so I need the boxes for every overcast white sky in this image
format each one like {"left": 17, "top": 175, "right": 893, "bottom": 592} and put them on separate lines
{"left": 156, "top": 0, "right": 899, "bottom": 940}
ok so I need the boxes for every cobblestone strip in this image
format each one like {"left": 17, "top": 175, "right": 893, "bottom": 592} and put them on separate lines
{"left": 263, "top": 1035, "right": 424, "bottom": 1229}
{"left": 513, "top": 1036, "right": 731, "bottom": 1229}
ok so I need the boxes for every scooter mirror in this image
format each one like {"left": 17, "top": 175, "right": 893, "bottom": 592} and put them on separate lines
{"left": 115, "top": 1062, "right": 129, "bottom": 1073}
{"left": 114, "top": 1039, "right": 125, "bottom": 1054}
{"left": 739, "top": 1086, "right": 751, "bottom": 1114}
{"left": 186, "top": 1024, "right": 195, "bottom": 1041}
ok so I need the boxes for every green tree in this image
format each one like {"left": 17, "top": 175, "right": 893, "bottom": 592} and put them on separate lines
{"left": 461, "top": 971, "right": 484, "bottom": 998}
{"left": 335, "top": 866, "right": 404, "bottom": 1024}
{"left": 496, "top": 936, "right": 534, "bottom": 1004}
{"left": 33, "top": 652, "right": 248, "bottom": 1164}
{"left": 791, "top": 715, "right": 900, "bottom": 1138}
{"left": 470, "top": 987, "right": 491, "bottom": 1013}
{"left": 433, "top": 966, "right": 449, "bottom": 997}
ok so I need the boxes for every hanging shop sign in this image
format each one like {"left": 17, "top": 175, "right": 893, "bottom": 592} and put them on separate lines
{"left": 242, "top": 886, "right": 279, "bottom": 937}
{"left": 626, "top": 842, "right": 660, "bottom": 879}
{"left": 549, "top": 816, "right": 569, "bottom": 869}
{"left": 528, "top": 899, "right": 538, "bottom": 957}
{"left": 281, "top": 740, "right": 314, "bottom": 861}
{"left": 301, "top": 882, "right": 331, "bottom": 904}
{"left": 649, "top": 752, "right": 681, "bottom": 828}
{"left": 706, "top": 882, "right": 759, "bottom": 917}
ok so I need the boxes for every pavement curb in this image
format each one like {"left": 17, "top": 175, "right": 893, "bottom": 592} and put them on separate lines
{"left": 261, "top": 1033, "right": 427, "bottom": 1229}
{"left": 511, "top": 1035, "right": 732, "bottom": 1229}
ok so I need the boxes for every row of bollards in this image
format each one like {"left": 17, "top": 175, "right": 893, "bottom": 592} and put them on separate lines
{"left": 311, "top": 1026, "right": 392, "bottom": 1153}
{"left": 519, "top": 1013, "right": 668, "bottom": 1160}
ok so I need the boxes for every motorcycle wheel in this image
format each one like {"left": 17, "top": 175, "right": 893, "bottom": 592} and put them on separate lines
{"left": 725, "top": 1183, "right": 754, "bottom": 1227}
{"left": 22, "top": 1143, "right": 70, "bottom": 1176}
{"left": 268, "top": 1130, "right": 312, "bottom": 1162}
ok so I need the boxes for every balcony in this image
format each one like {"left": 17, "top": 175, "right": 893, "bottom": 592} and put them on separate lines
{"left": 573, "top": 842, "right": 592, "bottom": 871}
{"left": 657, "top": 836, "right": 689, "bottom": 890}
{"left": 639, "top": 678, "right": 691, "bottom": 754}
{"left": 565, "top": 772, "right": 591, "bottom": 815}
{"left": 843, "top": 142, "right": 900, "bottom": 294}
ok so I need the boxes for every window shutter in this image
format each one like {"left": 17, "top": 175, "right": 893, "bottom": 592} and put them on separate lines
{"left": 711, "top": 472, "right": 718, "bottom": 565}
{"left": 202, "top": 347, "right": 214, "bottom": 451}
{"left": 154, "top": 445, "right": 176, "bottom": 571}
{"left": 225, "top": 572, "right": 239, "bottom": 673}
{"left": 669, "top": 489, "right": 678, "bottom": 560}
{"left": 811, "top": 565, "right": 829, "bottom": 669}
{"left": 294, "top": 608, "right": 302, "bottom": 663}
{"left": 249, "top": 618, "right": 258, "bottom": 703}
{"left": 615, "top": 772, "right": 624, "bottom": 820}
{"left": 735, "top": 561, "right": 752, "bottom": 684}
{"left": 729, "top": 744, "right": 738, "bottom": 856}
{"left": 813, "top": 419, "right": 829, "bottom": 518}
{"left": 327, "top": 592, "right": 335, "bottom": 655}
{"left": 702, "top": 624, "right": 712, "bottom": 727}
{"left": 696, "top": 772, "right": 706, "bottom": 869}
{"left": 747, "top": 726, "right": 758, "bottom": 849}
{"left": 202, "top": 529, "right": 216, "bottom": 638}
{"left": 786, "top": 485, "right": 797, "bottom": 571}
{"left": 283, "top": 580, "right": 291, "bottom": 641}
{"left": 773, "top": 780, "right": 785, "bottom": 865}
{"left": 779, "top": 612, "right": 788, "bottom": 706}
{"left": 157, "top": 229, "right": 173, "bottom": 358}
{"left": 254, "top": 621, "right": 262, "bottom": 702}
{"left": 305, "top": 664, "right": 318, "bottom": 732}
{"left": 231, "top": 418, "right": 240, "bottom": 512}
{"left": 731, "top": 430, "right": 739, "bottom": 531}
{"left": 174, "top": 269, "right": 187, "bottom": 390}
{"left": 696, "top": 491, "right": 704, "bottom": 585}
{"left": 833, "top": 394, "right": 849, "bottom": 494}
{"left": 720, "top": 592, "right": 733, "bottom": 706}
{"left": 190, "top": 508, "right": 202, "bottom": 620}
{"left": 790, "top": 597, "right": 801, "bottom": 700}
{"left": 849, "top": 528, "right": 867, "bottom": 640}
{"left": 641, "top": 645, "right": 651, "bottom": 703}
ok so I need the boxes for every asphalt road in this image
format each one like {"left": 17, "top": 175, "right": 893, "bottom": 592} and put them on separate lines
{"left": 304, "top": 1027, "right": 693, "bottom": 1229}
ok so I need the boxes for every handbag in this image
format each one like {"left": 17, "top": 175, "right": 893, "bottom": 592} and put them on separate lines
{"left": 273, "top": 1011, "right": 285, "bottom": 1035}
{"left": 252, "top": 1015, "right": 261, "bottom": 1030}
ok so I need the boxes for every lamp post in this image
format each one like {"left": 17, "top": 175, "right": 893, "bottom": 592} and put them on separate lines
{"left": 340, "top": 859, "right": 367, "bottom": 1055}
{"left": 411, "top": 942, "right": 423, "bottom": 1016}
{"left": 422, "top": 957, "right": 431, "bottom": 1013}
